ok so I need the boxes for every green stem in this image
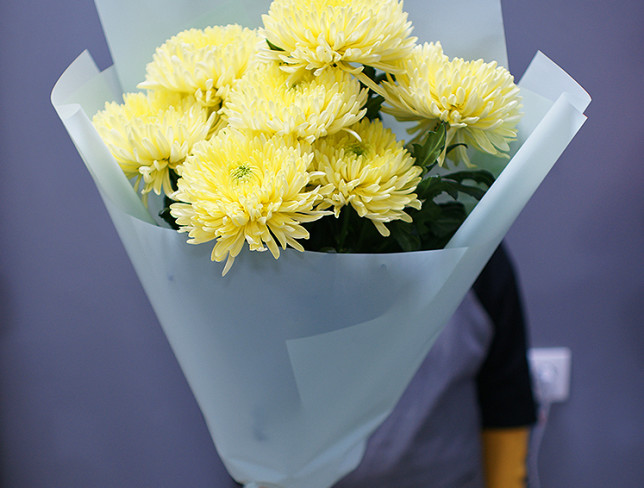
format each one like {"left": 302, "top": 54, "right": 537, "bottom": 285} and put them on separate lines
{"left": 355, "top": 218, "right": 371, "bottom": 252}
{"left": 337, "top": 208, "right": 352, "bottom": 252}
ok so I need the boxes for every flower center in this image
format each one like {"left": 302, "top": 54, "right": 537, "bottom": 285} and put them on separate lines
{"left": 346, "top": 142, "right": 367, "bottom": 157}
{"left": 230, "top": 163, "right": 255, "bottom": 183}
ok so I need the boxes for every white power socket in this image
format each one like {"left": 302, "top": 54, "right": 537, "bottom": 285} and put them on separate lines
{"left": 528, "top": 347, "right": 572, "bottom": 403}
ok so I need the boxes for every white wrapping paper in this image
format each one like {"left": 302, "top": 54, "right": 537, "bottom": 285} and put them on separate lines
{"left": 51, "top": 1, "right": 589, "bottom": 487}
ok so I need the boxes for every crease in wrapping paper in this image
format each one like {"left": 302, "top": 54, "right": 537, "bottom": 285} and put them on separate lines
{"left": 51, "top": 1, "right": 590, "bottom": 487}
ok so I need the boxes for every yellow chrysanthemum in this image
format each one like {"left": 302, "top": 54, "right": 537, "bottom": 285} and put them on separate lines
{"left": 260, "top": 0, "right": 416, "bottom": 76}
{"left": 138, "top": 25, "right": 260, "bottom": 108}
{"left": 170, "top": 131, "right": 327, "bottom": 275}
{"left": 312, "top": 118, "right": 422, "bottom": 237}
{"left": 224, "top": 61, "right": 368, "bottom": 143}
{"left": 92, "top": 91, "right": 216, "bottom": 199}
{"left": 381, "top": 42, "right": 523, "bottom": 165}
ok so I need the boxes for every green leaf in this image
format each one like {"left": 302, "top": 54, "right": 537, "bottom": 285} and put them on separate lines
{"left": 359, "top": 66, "right": 388, "bottom": 120}
{"left": 158, "top": 169, "right": 181, "bottom": 230}
{"left": 361, "top": 65, "right": 377, "bottom": 82}
{"left": 361, "top": 66, "right": 389, "bottom": 85}
{"left": 428, "top": 204, "right": 468, "bottom": 241}
{"left": 364, "top": 94, "right": 385, "bottom": 121}
{"left": 445, "top": 169, "right": 495, "bottom": 188}
{"left": 416, "top": 202, "right": 468, "bottom": 248}
{"left": 445, "top": 142, "right": 467, "bottom": 154}
{"left": 389, "top": 221, "right": 421, "bottom": 252}
{"left": 416, "top": 176, "right": 460, "bottom": 200}
{"left": 266, "top": 39, "right": 285, "bottom": 51}
{"left": 159, "top": 202, "right": 180, "bottom": 230}
{"left": 411, "top": 122, "right": 447, "bottom": 171}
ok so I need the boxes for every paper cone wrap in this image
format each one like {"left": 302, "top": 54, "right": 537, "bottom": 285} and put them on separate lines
{"left": 51, "top": 1, "right": 589, "bottom": 487}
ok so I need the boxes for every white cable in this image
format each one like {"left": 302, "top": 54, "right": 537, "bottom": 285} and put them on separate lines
{"left": 527, "top": 364, "right": 556, "bottom": 488}
{"left": 528, "top": 400, "right": 551, "bottom": 488}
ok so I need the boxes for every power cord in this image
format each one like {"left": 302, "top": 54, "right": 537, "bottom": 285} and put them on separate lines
{"left": 527, "top": 362, "right": 556, "bottom": 488}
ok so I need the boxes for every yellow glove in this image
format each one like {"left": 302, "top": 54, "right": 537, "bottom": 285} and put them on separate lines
{"left": 481, "top": 427, "right": 530, "bottom": 488}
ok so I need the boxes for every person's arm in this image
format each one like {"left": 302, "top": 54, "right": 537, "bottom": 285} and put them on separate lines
{"left": 473, "top": 244, "right": 537, "bottom": 488}
{"left": 481, "top": 427, "right": 530, "bottom": 488}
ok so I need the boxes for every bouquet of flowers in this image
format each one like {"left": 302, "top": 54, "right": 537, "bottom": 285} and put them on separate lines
{"left": 52, "top": 0, "right": 589, "bottom": 487}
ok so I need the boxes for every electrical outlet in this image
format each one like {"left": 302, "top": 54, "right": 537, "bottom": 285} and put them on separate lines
{"left": 528, "top": 347, "right": 571, "bottom": 403}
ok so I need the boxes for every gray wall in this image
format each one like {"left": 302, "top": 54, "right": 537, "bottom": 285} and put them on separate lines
{"left": 502, "top": 1, "right": 644, "bottom": 485}
{"left": 1, "top": 1, "right": 642, "bottom": 487}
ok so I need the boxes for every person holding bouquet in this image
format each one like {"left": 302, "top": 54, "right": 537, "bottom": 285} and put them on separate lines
{"left": 53, "top": 0, "right": 588, "bottom": 486}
